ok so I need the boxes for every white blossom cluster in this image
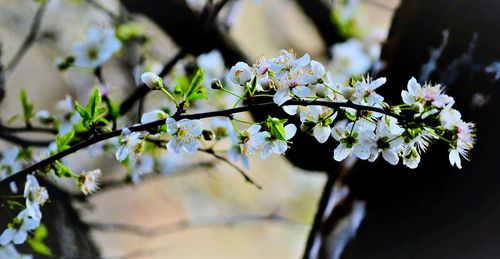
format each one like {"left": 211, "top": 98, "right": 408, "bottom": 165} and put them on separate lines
{"left": 0, "top": 44, "right": 476, "bottom": 255}
{"left": 0, "top": 175, "right": 47, "bottom": 246}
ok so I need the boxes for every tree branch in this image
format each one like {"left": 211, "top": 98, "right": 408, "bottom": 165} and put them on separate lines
{"left": 0, "top": 131, "right": 51, "bottom": 148}
{"left": 115, "top": 48, "right": 187, "bottom": 118}
{"left": 0, "top": 99, "right": 404, "bottom": 187}
{"left": 200, "top": 148, "right": 262, "bottom": 189}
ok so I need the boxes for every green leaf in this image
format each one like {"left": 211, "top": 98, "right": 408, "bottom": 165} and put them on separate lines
{"left": 266, "top": 116, "right": 288, "bottom": 141}
{"left": 75, "top": 88, "right": 107, "bottom": 129}
{"left": 174, "top": 76, "right": 190, "bottom": 96}
{"left": 88, "top": 88, "right": 102, "bottom": 119}
{"left": 55, "top": 161, "right": 74, "bottom": 178}
{"left": 185, "top": 68, "right": 204, "bottom": 100}
{"left": 28, "top": 225, "right": 52, "bottom": 257}
{"left": 344, "top": 111, "right": 357, "bottom": 121}
{"left": 56, "top": 130, "right": 75, "bottom": 152}
{"left": 116, "top": 22, "right": 144, "bottom": 41}
{"left": 20, "top": 89, "right": 34, "bottom": 125}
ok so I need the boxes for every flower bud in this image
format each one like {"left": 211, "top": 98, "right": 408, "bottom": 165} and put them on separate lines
{"left": 141, "top": 110, "right": 168, "bottom": 124}
{"left": 141, "top": 72, "right": 163, "bottom": 90}
{"left": 211, "top": 79, "right": 223, "bottom": 90}
{"left": 202, "top": 129, "right": 215, "bottom": 141}
{"left": 259, "top": 78, "right": 272, "bottom": 91}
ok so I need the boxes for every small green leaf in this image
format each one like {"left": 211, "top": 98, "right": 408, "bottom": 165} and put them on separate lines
{"left": 266, "top": 116, "right": 288, "bottom": 141}
{"left": 344, "top": 111, "right": 357, "bottom": 121}
{"left": 185, "top": 68, "right": 204, "bottom": 100}
{"left": 56, "top": 130, "right": 75, "bottom": 152}
{"left": 55, "top": 161, "right": 74, "bottom": 178}
{"left": 20, "top": 89, "right": 34, "bottom": 125}
{"left": 28, "top": 225, "right": 52, "bottom": 257}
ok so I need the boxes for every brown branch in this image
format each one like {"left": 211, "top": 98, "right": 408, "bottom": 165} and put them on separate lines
{"left": 0, "top": 99, "right": 404, "bottom": 187}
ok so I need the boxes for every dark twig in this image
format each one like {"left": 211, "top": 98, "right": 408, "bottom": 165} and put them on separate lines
{"left": 145, "top": 138, "right": 261, "bottom": 189}
{"left": 0, "top": 99, "right": 404, "bottom": 187}
{"left": 200, "top": 148, "right": 262, "bottom": 189}
{"left": 6, "top": 0, "right": 49, "bottom": 73}
{"left": 115, "top": 49, "right": 187, "bottom": 118}
{"left": 0, "top": 131, "right": 51, "bottom": 148}
{"left": 0, "top": 125, "right": 57, "bottom": 134}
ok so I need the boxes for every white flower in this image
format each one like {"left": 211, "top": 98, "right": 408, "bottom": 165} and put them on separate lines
{"left": 261, "top": 124, "right": 296, "bottom": 159}
{"left": 23, "top": 175, "right": 48, "bottom": 220}
{"left": 269, "top": 49, "right": 310, "bottom": 76}
{"left": 78, "top": 169, "right": 101, "bottom": 195}
{"left": 449, "top": 121, "right": 475, "bottom": 169}
{"left": 0, "top": 244, "right": 32, "bottom": 259}
{"left": 0, "top": 209, "right": 40, "bottom": 245}
{"left": 353, "top": 76, "right": 386, "bottom": 105}
{"left": 273, "top": 72, "right": 311, "bottom": 106}
{"left": 297, "top": 60, "right": 325, "bottom": 85}
{"left": 166, "top": 118, "right": 203, "bottom": 153}
{"left": 300, "top": 106, "right": 337, "bottom": 143}
{"left": 228, "top": 145, "right": 250, "bottom": 169}
{"left": 253, "top": 56, "right": 271, "bottom": 91}
{"left": 402, "top": 77, "right": 453, "bottom": 113}
{"left": 402, "top": 145, "right": 421, "bottom": 169}
{"left": 407, "top": 129, "right": 436, "bottom": 155}
{"left": 115, "top": 128, "right": 144, "bottom": 162}
{"left": 229, "top": 62, "right": 252, "bottom": 85}
{"left": 140, "top": 110, "right": 168, "bottom": 124}
{"left": 314, "top": 73, "right": 349, "bottom": 102}
{"left": 74, "top": 27, "right": 122, "bottom": 68}
{"left": 54, "top": 96, "right": 81, "bottom": 135}
{"left": 365, "top": 119, "right": 403, "bottom": 165}
{"left": 330, "top": 39, "right": 371, "bottom": 77}
{"left": 439, "top": 103, "right": 461, "bottom": 130}
{"left": 233, "top": 124, "right": 268, "bottom": 157}
{"left": 401, "top": 77, "right": 423, "bottom": 112}
{"left": 141, "top": 72, "right": 163, "bottom": 90}
{"left": 331, "top": 120, "right": 374, "bottom": 161}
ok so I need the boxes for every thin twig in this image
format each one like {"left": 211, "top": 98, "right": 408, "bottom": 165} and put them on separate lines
{"left": 6, "top": 0, "right": 49, "bottom": 73}
{"left": 0, "top": 132, "right": 51, "bottom": 148}
{"left": 0, "top": 99, "right": 405, "bottom": 187}
{"left": 0, "top": 125, "right": 57, "bottom": 134}
{"left": 115, "top": 49, "right": 187, "bottom": 118}
{"left": 200, "top": 148, "right": 262, "bottom": 189}
{"left": 145, "top": 138, "right": 261, "bottom": 189}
